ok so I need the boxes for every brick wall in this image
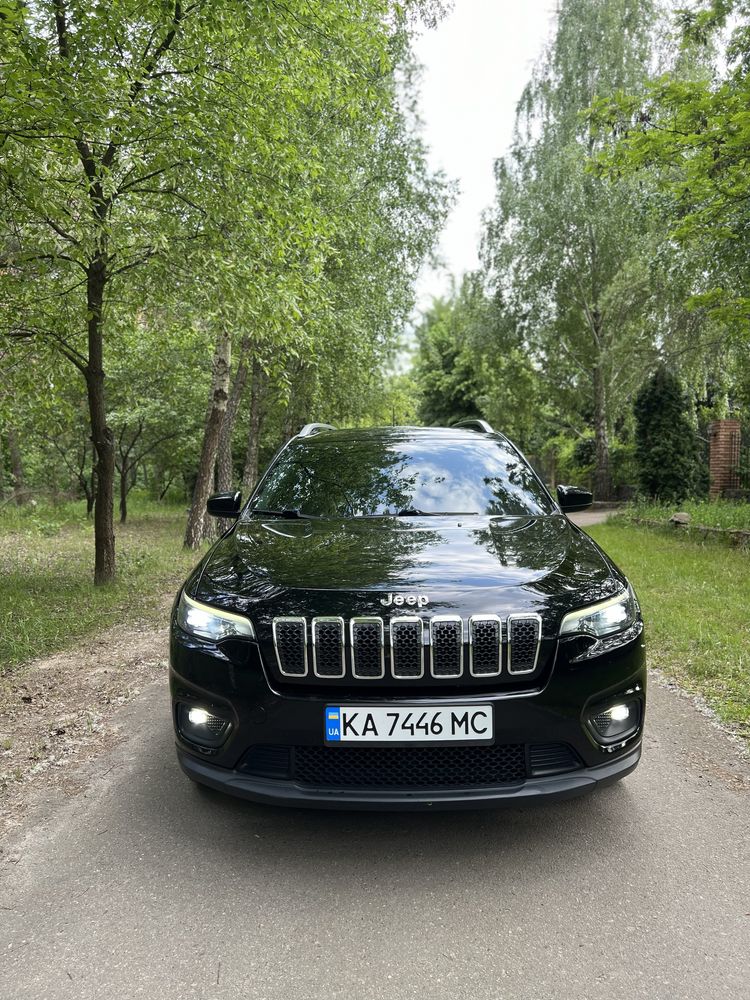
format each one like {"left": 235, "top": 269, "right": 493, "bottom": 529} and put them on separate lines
{"left": 709, "top": 419, "right": 741, "bottom": 498}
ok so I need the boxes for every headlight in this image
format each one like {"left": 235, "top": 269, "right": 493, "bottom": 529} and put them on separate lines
{"left": 560, "top": 586, "right": 638, "bottom": 638}
{"left": 559, "top": 586, "right": 641, "bottom": 662}
{"left": 176, "top": 591, "right": 255, "bottom": 641}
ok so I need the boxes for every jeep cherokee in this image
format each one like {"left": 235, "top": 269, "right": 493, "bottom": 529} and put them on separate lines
{"left": 170, "top": 421, "right": 645, "bottom": 808}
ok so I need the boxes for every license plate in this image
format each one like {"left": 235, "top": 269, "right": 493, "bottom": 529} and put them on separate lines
{"left": 324, "top": 705, "right": 494, "bottom": 745}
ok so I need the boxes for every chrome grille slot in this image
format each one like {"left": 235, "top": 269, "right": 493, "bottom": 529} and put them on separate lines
{"left": 469, "top": 615, "right": 502, "bottom": 676}
{"left": 312, "top": 617, "right": 345, "bottom": 678}
{"left": 507, "top": 614, "right": 541, "bottom": 674}
{"left": 390, "top": 616, "right": 424, "bottom": 679}
{"left": 351, "top": 618, "right": 385, "bottom": 679}
{"left": 430, "top": 616, "right": 463, "bottom": 677}
{"left": 273, "top": 617, "right": 308, "bottom": 677}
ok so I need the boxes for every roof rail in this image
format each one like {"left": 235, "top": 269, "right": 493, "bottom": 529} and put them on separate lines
{"left": 298, "top": 422, "right": 337, "bottom": 438}
{"left": 452, "top": 418, "right": 494, "bottom": 434}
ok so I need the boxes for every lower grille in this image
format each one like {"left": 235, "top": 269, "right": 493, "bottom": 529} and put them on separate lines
{"left": 528, "top": 742, "right": 582, "bottom": 776}
{"left": 294, "top": 744, "right": 527, "bottom": 788}
{"left": 237, "top": 742, "right": 582, "bottom": 788}
{"left": 238, "top": 745, "right": 293, "bottom": 779}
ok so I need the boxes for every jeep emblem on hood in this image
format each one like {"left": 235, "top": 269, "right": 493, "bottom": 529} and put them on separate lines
{"left": 380, "top": 593, "right": 429, "bottom": 608}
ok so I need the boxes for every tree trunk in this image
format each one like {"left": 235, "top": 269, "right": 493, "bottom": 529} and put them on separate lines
{"left": 78, "top": 441, "right": 95, "bottom": 516}
{"left": 216, "top": 337, "right": 250, "bottom": 494}
{"left": 593, "top": 361, "right": 611, "bottom": 500}
{"left": 159, "top": 473, "right": 175, "bottom": 502}
{"left": 87, "top": 462, "right": 96, "bottom": 518}
{"left": 7, "top": 428, "right": 25, "bottom": 505}
{"left": 241, "top": 359, "right": 267, "bottom": 497}
{"left": 280, "top": 397, "right": 297, "bottom": 444}
{"left": 86, "top": 258, "right": 116, "bottom": 584}
{"left": 184, "top": 327, "right": 232, "bottom": 549}
{"left": 120, "top": 464, "right": 129, "bottom": 524}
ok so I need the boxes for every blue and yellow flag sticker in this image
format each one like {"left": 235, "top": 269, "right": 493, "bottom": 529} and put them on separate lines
{"left": 325, "top": 707, "right": 341, "bottom": 741}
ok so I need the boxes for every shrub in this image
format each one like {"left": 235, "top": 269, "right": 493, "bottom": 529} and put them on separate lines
{"left": 634, "top": 366, "right": 707, "bottom": 502}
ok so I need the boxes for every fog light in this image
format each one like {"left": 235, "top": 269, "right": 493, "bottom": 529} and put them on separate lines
{"left": 588, "top": 698, "right": 641, "bottom": 745}
{"left": 608, "top": 704, "right": 630, "bottom": 723}
{"left": 188, "top": 707, "right": 211, "bottom": 726}
{"left": 177, "top": 703, "right": 231, "bottom": 748}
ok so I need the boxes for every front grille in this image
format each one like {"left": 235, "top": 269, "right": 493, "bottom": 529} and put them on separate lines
{"left": 507, "top": 615, "right": 542, "bottom": 674}
{"left": 294, "top": 744, "right": 527, "bottom": 788}
{"left": 469, "top": 616, "right": 502, "bottom": 676}
{"left": 430, "top": 616, "right": 463, "bottom": 677}
{"left": 312, "top": 617, "right": 345, "bottom": 678}
{"left": 391, "top": 617, "right": 424, "bottom": 678}
{"left": 273, "top": 618, "right": 307, "bottom": 676}
{"left": 268, "top": 613, "right": 544, "bottom": 683}
{"left": 351, "top": 618, "right": 384, "bottom": 678}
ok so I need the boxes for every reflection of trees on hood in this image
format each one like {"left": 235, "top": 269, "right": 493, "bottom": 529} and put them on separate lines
{"left": 470, "top": 518, "right": 566, "bottom": 572}
{"left": 204, "top": 520, "right": 446, "bottom": 596}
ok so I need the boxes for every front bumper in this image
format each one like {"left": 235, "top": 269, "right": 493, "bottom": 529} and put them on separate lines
{"left": 176, "top": 741, "right": 641, "bottom": 810}
{"left": 170, "top": 622, "right": 646, "bottom": 810}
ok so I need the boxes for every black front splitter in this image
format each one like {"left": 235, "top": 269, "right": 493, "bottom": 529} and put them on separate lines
{"left": 176, "top": 742, "right": 641, "bottom": 811}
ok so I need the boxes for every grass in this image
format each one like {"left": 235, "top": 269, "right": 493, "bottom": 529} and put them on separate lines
{"left": 620, "top": 498, "right": 750, "bottom": 531}
{"left": 589, "top": 521, "right": 750, "bottom": 740}
{"left": 0, "top": 496, "right": 200, "bottom": 673}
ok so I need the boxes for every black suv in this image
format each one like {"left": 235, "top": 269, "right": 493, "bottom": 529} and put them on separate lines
{"left": 170, "top": 422, "right": 645, "bottom": 809}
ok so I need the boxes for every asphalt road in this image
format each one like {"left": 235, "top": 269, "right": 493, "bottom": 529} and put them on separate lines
{"left": 2, "top": 671, "right": 749, "bottom": 1000}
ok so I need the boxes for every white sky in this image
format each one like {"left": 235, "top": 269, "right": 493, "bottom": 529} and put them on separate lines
{"left": 413, "top": 0, "right": 557, "bottom": 311}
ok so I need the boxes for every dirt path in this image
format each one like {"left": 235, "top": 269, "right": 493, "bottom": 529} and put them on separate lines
{"left": 0, "top": 603, "right": 171, "bottom": 842}
{"left": 568, "top": 507, "right": 617, "bottom": 527}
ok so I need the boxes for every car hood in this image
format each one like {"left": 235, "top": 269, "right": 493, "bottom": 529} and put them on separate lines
{"left": 194, "top": 514, "right": 622, "bottom": 623}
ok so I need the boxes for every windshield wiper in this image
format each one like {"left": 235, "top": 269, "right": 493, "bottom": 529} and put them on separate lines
{"left": 394, "top": 508, "right": 478, "bottom": 517}
{"left": 248, "top": 508, "right": 313, "bottom": 519}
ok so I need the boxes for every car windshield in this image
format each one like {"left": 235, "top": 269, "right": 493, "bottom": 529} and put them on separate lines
{"left": 247, "top": 435, "right": 555, "bottom": 518}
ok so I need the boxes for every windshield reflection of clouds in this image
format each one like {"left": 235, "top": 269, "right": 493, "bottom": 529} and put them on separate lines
{"left": 251, "top": 435, "right": 554, "bottom": 519}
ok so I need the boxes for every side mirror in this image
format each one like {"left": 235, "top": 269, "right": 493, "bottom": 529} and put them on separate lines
{"left": 556, "top": 484, "right": 593, "bottom": 513}
{"left": 206, "top": 491, "right": 242, "bottom": 519}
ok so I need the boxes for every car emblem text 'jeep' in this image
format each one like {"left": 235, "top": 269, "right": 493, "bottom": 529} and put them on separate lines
{"left": 380, "top": 593, "right": 429, "bottom": 608}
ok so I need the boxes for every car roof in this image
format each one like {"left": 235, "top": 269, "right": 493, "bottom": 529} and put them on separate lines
{"left": 292, "top": 425, "right": 513, "bottom": 447}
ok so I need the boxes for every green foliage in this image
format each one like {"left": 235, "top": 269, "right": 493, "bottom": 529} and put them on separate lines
{"left": 590, "top": 1, "right": 750, "bottom": 334}
{"left": 480, "top": 0, "right": 678, "bottom": 498}
{"left": 590, "top": 521, "right": 750, "bottom": 738}
{"left": 412, "top": 275, "right": 549, "bottom": 448}
{"left": 410, "top": 0, "right": 750, "bottom": 507}
{"left": 620, "top": 497, "right": 750, "bottom": 531}
{"left": 634, "top": 366, "right": 707, "bottom": 500}
{"left": 0, "top": 1, "right": 449, "bottom": 563}
{"left": 414, "top": 288, "right": 483, "bottom": 426}
{"left": 541, "top": 431, "right": 636, "bottom": 492}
